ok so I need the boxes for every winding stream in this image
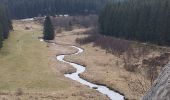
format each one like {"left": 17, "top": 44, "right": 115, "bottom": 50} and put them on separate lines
{"left": 56, "top": 45, "right": 124, "bottom": 100}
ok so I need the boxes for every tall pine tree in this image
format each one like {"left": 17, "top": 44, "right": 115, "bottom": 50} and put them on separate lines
{"left": 43, "top": 16, "right": 54, "bottom": 40}
{"left": 0, "top": 24, "right": 3, "bottom": 48}
{"left": 0, "top": 5, "right": 12, "bottom": 49}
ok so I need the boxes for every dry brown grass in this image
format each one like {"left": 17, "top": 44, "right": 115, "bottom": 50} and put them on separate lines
{"left": 0, "top": 20, "right": 108, "bottom": 100}
{"left": 15, "top": 19, "right": 170, "bottom": 99}
{"left": 56, "top": 28, "right": 170, "bottom": 100}
{"left": 76, "top": 29, "right": 170, "bottom": 77}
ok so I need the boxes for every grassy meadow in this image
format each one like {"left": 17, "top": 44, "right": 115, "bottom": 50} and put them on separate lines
{"left": 0, "top": 21, "right": 69, "bottom": 92}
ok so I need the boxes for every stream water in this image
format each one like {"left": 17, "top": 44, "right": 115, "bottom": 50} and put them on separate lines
{"left": 56, "top": 46, "right": 124, "bottom": 100}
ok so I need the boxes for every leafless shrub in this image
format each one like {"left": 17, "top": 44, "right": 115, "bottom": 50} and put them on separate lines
{"left": 56, "top": 27, "right": 62, "bottom": 33}
{"left": 0, "top": 92, "right": 9, "bottom": 95}
{"left": 34, "top": 15, "right": 98, "bottom": 31}
{"left": 76, "top": 34, "right": 99, "bottom": 45}
{"left": 64, "top": 21, "right": 73, "bottom": 31}
{"left": 124, "top": 64, "right": 138, "bottom": 72}
{"left": 77, "top": 29, "right": 133, "bottom": 56}
{"left": 76, "top": 29, "right": 99, "bottom": 43}
{"left": 51, "top": 15, "right": 98, "bottom": 30}
{"left": 15, "top": 88, "right": 23, "bottom": 96}
{"left": 134, "top": 45, "right": 150, "bottom": 60}
{"left": 25, "top": 27, "right": 31, "bottom": 30}
{"left": 77, "top": 28, "right": 170, "bottom": 86}
{"left": 95, "top": 36, "right": 133, "bottom": 55}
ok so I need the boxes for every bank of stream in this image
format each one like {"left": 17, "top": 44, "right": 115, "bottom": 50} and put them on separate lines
{"left": 56, "top": 45, "right": 124, "bottom": 100}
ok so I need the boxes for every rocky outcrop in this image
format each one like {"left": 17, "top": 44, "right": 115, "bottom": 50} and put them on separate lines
{"left": 142, "top": 62, "right": 170, "bottom": 100}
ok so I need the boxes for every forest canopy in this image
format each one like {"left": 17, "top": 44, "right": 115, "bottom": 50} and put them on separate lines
{"left": 99, "top": 0, "right": 170, "bottom": 45}
{"left": 0, "top": 0, "right": 113, "bottom": 19}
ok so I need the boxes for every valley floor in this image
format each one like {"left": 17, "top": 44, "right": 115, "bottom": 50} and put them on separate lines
{"left": 54, "top": 25, "right": 170, "bottom": 99}
{"left": 0, "top": 20, "right": 108, "bottom": 100}
{"left": 55, "top": 29, "right": 149, "bottom": 99}
{"left": 1, "top": 19, "right": 169, "bottom": 100}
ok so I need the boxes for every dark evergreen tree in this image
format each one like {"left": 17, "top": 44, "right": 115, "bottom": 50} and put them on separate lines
{"left": 0, "top": 24, "right": 3, "bottom": 48}
{"left": 43, "top": 16, "right": 55, "bottom": 40}
{"left": 0, "top": 5, "right": 12, "bottom": 48}
{"left": 0, "top": 5, "right": 12, "bottom": 39}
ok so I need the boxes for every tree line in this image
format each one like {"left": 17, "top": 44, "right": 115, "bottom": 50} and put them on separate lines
{"left": 0, "top": 5, "right": 12, "bottom": 48}
{"left": 0, "top": 0, "right": 112, "bottom": 19}
{"left": 99, "top": 0, "right": 170, "bottom": 45}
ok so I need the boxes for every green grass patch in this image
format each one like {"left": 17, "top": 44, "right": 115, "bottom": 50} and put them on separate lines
{"left": 0, "top": 29, "right": 70, "bottom": 92}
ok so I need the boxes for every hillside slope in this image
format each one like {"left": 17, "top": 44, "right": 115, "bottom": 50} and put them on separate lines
{"left": 142, "top": 62, "right": 170, "bottom": 100}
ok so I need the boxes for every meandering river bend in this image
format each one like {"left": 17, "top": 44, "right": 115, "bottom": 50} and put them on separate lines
{"left": 56, "top": 45, "right": 124, "bottom": 100}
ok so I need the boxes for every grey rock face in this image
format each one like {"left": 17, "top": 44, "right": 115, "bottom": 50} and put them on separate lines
{"left": 142, "top": 62, "right": 170, "bottom": 100}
